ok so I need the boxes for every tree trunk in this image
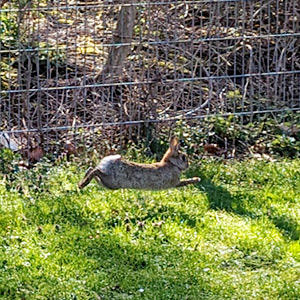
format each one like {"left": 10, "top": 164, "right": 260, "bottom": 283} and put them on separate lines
{"left": 99, "top": 2, "right": 137, "bottom": 81}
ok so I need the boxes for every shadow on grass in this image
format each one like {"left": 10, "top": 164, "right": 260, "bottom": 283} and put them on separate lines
{"left": 80, "top": 232, "right": 216, "bottom": 299}
{"left": 192, "top": 174, "right": 249, "bottom": 215}
{"left": 269, "top": 214, "right": 299, "bottom": 241}
{"left": 192, "top": 173, "right": 299, "bottom": 241}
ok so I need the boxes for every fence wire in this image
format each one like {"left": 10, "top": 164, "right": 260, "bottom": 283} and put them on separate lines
{"left": 0, "top": 0, "right": 299, "bottom": 156}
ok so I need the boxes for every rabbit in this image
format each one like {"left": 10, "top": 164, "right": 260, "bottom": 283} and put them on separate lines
{"left": 78, "top": 137, "right": 200, "bottom": 190}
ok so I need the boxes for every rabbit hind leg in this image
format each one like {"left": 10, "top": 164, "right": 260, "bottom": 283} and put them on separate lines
{"left": 84, "top": 167, "right": 104, "bottom": 186}
{"left": 94, "top": 174, "right": 104, "bottom": 187}
{"left": 78, "top": 167, "right": 102, "bottom": 189}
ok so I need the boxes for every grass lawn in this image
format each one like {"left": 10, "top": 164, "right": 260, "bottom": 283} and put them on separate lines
{"left": 0, "top": 158, "right": 299, "bottom": 299}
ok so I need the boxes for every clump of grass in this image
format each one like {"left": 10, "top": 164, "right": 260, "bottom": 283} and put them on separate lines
{"left": 0, "top": 157, "right": 299, "bottom": 299}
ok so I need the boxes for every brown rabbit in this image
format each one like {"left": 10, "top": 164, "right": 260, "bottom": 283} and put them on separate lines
{"left": 78, "top": 137, "right": 200, "bottom": 190}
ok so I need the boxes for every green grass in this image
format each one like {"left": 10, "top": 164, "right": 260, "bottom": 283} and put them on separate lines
{"left": 0, "top": 158, "right": 299, "bottom": 299}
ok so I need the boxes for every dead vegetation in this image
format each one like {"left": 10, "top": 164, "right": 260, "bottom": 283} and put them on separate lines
{"left": 0, "top": 0, "right": 299, "bottom": 159}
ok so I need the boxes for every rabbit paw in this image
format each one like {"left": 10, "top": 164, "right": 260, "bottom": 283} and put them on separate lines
{"left": 193, "top": 177, "right": 201, "bottom": 182}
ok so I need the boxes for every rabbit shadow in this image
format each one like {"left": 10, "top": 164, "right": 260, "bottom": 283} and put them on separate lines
{"left": 189, "top": 172, "right": 247, "bottom": 215}
{"left": 190, "top": 172, "right": 299, "bottom": 240}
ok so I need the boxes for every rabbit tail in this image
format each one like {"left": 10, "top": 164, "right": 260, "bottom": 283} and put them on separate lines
{"left": 78, "top": 167, "right": 103, "bottom": 189}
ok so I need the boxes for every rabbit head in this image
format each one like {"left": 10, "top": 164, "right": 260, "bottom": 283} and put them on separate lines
{"left": 161, "top": 137, "right": 188, "bottom": 170}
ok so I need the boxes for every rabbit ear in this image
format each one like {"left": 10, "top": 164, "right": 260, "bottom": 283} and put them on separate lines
{"left": 161, "top": 137, "right": 180, "bottom": 163}
{"left": 170, "top": 137, "right": 180, "bottom": 153}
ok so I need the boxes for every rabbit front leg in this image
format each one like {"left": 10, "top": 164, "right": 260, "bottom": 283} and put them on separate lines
{"left": 176, "top": 177, "right": 201, "bottom": 187}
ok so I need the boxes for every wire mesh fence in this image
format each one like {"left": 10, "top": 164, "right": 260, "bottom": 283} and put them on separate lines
{"left": 0, "top": 0, "right": 299, "bottom": 159}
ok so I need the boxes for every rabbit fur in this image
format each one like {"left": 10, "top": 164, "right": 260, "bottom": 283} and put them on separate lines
{"left": 78, "top": 137, "right": 200, "bottom": 190}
